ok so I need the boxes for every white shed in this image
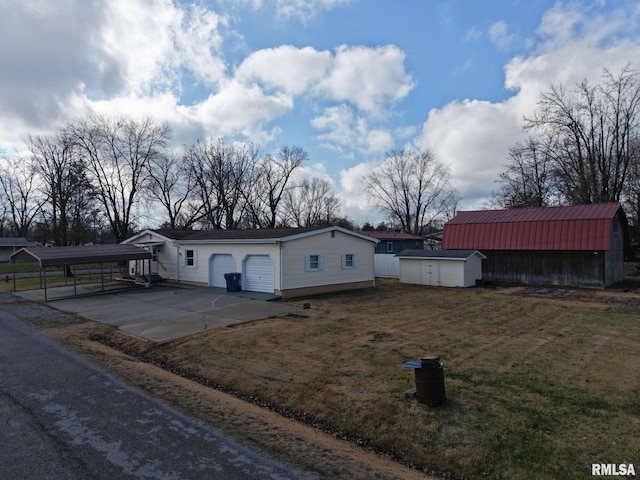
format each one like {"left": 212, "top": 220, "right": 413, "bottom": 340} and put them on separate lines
{"left": 396, "top": 249, "right": 486, "bottom": 288}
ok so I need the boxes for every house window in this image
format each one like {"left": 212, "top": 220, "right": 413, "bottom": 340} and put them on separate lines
{"left": 342, "top": 253, "right": 358, "bottom": 269}
{"left": 305, "top": 255, "right": 324, "bottom": 271}
{"left": 387, "top": 242, "right": 393, "bottom": 253}
{"left": 185, "top": 249, "right": 197, "bottom": 268}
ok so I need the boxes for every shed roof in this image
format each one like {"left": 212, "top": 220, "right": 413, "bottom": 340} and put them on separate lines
{"left": 396, "top": 249, "right": 486, "bottom": 260}
{"left": 10, "top": 244, "right": 152, "bottom": 267}
{"left": 357, "top": 231, "right": 424, "bottom": 240}
{"left": 443, "top": 202, "right": 622, "bottom": 251}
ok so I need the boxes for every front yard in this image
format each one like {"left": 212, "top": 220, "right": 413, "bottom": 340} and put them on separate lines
{"left": 68, "top": 277, "right": 640, "bottom": 479}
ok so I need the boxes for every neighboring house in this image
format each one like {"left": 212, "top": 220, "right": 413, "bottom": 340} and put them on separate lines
{"left": 122, "top": 226, "right": 378, "bottom": 298}
{"left": 357, "top": 231, "right": 425, "bottom": 254}
{"left": 0, "top": 237, "right": 40, "bottom": 262}
{"left": 358, "top": 231, "right": 425, "bottom": 279}
{"left": 442, "top": 202, "right": 626, "bottom": 288}
{"left": 396, "top": 249, "right": 486, "bottom": 287}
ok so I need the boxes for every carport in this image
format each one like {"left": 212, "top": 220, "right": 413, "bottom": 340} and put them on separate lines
{"left": 10, "top": 244, "right": 152, "bottom": 301}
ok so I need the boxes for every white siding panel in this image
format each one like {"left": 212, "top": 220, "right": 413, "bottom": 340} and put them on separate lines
{"left": 208, "top": 254, "right": 236, "bottom": 287}
{"left": 281, "top": 231, "right": 374, "bottom": 289}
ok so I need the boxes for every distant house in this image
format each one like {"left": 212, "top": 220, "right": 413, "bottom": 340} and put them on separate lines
{"left": 123, "top": 226, "right": 377, "bottom": 299}
{"left": 0, "top": 237, "right": 40, "bottom": 262}
{"left": 357, "top": 231, "right": 424, "bottom": 254}
{"left": 442, "top": 202, "right": 626, "bottom": 288}
{"left": 357, "top": 231, "right": 425, "bottom": 278}
{"left": 396, "top": 249, "right": 486, "bottom": 287}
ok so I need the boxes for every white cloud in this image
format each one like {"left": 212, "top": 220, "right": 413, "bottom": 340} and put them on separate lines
{"left": 312, "top": 105, "right": 394, "bottom": 158}
{"left": 239, "top": 0, "right": 355, "bottom": 23}
{"left": 415, "top": 2, "right": 640, "bottom": 211}
{"left": 318, "top": 45, "right": 414, "bottom": 114}
{"left": 236, "top": 45, "right": 332, "bottom": 95}
{"left": 337, "top": 162, "right": 381, "bottom": 222}
{"left": 489, "top": 21, "right": 515, "bottom": 50}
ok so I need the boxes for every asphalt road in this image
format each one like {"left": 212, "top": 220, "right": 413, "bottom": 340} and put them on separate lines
{"left": 0, "top": 308, "right": 318, "bottom": 480}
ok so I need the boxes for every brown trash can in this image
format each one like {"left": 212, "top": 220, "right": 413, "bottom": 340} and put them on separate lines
{"left": 414, "top": 356, "right": 446, "bottom": 406}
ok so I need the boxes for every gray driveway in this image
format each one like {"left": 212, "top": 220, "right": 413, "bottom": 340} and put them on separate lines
{"left": 0, "top": 304, "right": 317, "bottom": 480}
{"left": 18, "top": 285, "right": 300, "bottom": 342}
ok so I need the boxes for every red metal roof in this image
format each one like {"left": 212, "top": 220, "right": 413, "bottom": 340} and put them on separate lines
{"left": 443, "top": 203, "right": 622, "bottom": 251}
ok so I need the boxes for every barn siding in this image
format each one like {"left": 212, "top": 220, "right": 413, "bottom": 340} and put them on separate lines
{"left": 482, "top": 250, "right": 607, "bottom": 288}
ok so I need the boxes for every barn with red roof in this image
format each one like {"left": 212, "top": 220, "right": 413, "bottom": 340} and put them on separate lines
{"left": 442, "top": 202, "right": 626, "bottom": 288}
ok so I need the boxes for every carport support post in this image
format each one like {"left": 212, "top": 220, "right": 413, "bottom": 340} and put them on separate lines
{"left": 101, "top": 263, "right": 105, "bottom": 291}
{"left": 43, "top": 267, "right": 48, "bottom": 302}
{"left": 73, "top": 264, "right": 77, "bottom": 297}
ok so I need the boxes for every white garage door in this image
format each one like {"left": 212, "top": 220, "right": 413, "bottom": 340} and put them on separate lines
{"left": 209, "top": 254, "right": 236, "bottom": 287}
{"left": 243, "top": 255, "right": 274, "bottom": 293}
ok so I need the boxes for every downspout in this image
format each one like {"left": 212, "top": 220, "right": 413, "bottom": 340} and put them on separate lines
{"left": 278, "top": 241, "right": 283, "bottom": 295}
{"left": 175, "top": 244, "right": 180, "bottom": 283}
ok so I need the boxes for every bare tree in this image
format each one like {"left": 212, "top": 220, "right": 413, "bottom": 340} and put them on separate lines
{"left": 524, "top": 64, "right": 640, "bottom": 205}
{"left": 281, "top": 177, "right": 340, "bottom": 227}
{"left": 0, "top": 157, "right": 45, "bottom": 237}
{"left": 145, "top": 151, "right": 203, "bottom": 229}
{"left": 67, "top": 115, "right": 170, "bottom": 242}
{"left": 364, "top": 147, "right": 458, "bottom": 235}
{"left": 244, "top": 145, "right": 307, "bottom": 228}
{"left": 27, "top": 132, "right": 95, "bottom": 246}
{"left": 183, "top": 139, "right": 259, "bottom": 229}
{"left": 493, "top": 137, "right": 557, "bottom": 208}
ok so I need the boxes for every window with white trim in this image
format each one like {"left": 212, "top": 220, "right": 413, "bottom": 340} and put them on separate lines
{"left": 305, "top": 255, "right": 324, "bottom": 271}
{"left": 185, "top": 249, "right": 197, "bottom": 268}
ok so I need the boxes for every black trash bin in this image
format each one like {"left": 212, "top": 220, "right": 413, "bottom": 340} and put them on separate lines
{"left": 224, "top": 272, "right": 241, "bottom": 292}
{"left": 403, "top": 356, "right": 446, "bottom": 406}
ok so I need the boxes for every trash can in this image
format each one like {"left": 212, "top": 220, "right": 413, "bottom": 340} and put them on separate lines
{"left": 403, "top": 356, "right": 446, "bottom": 406}
{"left": 224, "top": 272, "right": 241, "bottom": 292}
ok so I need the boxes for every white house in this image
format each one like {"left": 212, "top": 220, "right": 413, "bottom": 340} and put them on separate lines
{"left": 122, "top": 226, "right": 378, "bottom": 298}
{"left": 396, "top": 249, "right": 486, "bottom": 288}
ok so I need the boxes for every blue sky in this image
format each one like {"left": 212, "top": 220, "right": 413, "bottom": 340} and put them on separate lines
{"left": 1, "top": 0, "right": 639, "bottom": 225}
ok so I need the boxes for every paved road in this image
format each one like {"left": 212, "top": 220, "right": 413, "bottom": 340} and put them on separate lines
{"left": 0, "top": 308, "right": 318, "bottom": 480}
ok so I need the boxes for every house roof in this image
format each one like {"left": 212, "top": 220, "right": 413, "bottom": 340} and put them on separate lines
{"left": 0, "top": 237, "right": 36, "bottom": 247}
{"left": 10, "top": 244, "right": 152, "bottom": 267}
{"left": 357, "top": 231, "right": 424, "bottom": 240}
{"left": 396, "top": 249, "right": 486, "bottom": 260}
{"left": 124, "top": 226, "right": 378, "bottom": 245}
{"left": 443, "top": 202, "right": 622, "bottom": 251}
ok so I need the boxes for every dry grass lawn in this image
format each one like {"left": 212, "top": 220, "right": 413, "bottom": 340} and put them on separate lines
{"left": 70, "top": 277, "right": 640, "bottom": 479}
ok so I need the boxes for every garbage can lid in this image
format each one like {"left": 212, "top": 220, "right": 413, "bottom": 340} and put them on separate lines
{"left": 420, "top": 356, "right": 441, "bottom": 367}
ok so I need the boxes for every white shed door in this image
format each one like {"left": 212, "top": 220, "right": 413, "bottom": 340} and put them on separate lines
{"left": 243, "top": 255, "right": 274, "bottom": 293}
{"left": 209, "top": 254, "right": 235, "bottom": 287}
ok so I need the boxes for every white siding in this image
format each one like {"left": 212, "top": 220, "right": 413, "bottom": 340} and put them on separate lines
{"left": 175, "top": 243, "right": 280, "bottom": 287}
{"left": 281, "top": 231, "right": 374, "bottom": 290}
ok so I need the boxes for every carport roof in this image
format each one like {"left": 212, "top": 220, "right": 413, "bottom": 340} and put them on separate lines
{"left": 10, "top": 244, "right": 152, "bottom": 267}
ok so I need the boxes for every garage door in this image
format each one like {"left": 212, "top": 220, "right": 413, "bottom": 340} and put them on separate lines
{"left": 243, "top": 255, "right": 274, "bottom": 293}
{"left": 209, "top": 254, "right": 236, "bottom": 287}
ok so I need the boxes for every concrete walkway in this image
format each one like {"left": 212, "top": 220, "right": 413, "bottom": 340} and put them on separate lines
{"left": 16, "top": 285, "right": 300, "bottom": 342}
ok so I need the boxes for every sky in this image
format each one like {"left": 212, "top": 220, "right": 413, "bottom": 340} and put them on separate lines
{"left": 1, "top": 0, "right": 639, "bottom": 225}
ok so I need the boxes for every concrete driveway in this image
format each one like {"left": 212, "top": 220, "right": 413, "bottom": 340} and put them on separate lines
{"left": 27, "top": 286, "right": 300, "bottom": 342}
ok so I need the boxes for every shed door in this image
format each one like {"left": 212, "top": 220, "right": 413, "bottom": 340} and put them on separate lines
{"left": 209, "top": 254, "right": 235, "bottom": 287}
{"left": 243, "top": 255, "right": 274, "bottom": 293}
